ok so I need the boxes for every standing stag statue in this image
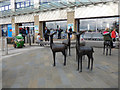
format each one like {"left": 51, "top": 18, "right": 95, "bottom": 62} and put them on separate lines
{"left": 49, "top": 32, "right": 68, "bottom": 66}
{"left": 73, "top": 31, "right": 94, "bottom": 72}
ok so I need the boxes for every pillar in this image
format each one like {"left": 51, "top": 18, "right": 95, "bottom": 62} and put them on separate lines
{"left": 10, "top": 0, "right": 15, "bottom": 12}
{"left": 11, "top": 17, "right": 19, "bottom": 36}
{"left": 34, "top": 16, "right": 44, "bottom": 39}
{"left": 39, "top": 22, "right": 43, "bottom": 38}
{"left": 0, "top": 25, "right": 1, "bottom": 37}
{"left": 67, "top": 10, "right": 76, "bottom": 40}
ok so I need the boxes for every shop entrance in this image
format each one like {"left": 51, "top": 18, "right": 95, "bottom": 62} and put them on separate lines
{"left": 18, "top": 23, "right": 35, "bottom": 43}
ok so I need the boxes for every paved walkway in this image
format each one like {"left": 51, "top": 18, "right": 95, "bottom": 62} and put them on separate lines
{"left": 2, "top": 46, "right": 118, "bottom": 88}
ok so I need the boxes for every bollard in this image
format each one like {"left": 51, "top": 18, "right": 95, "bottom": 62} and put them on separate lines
{"left": 5, "top": 37, "right": 8, "bottom": 55}
{"left": 31, "top": 35, "right": 33, "bottom": 44}
{"left": 25, "top": 36, "right": 27, "bottom": 43}
{"left": 28, "top": 34, "right": 31, "bottom": 46}
{"left": 27, "top": 34, "right": 29, "bottom": 43}
{"left": 33, "top": 35, "right": 34, "bottom": 43}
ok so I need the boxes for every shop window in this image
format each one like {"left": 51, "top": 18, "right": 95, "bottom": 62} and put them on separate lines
{"left": 46, "top": 21, "right": 67, "bottom": 39}
{"left": 21, "top": 2, "right": 25, "bottom": 8}
{"left": 9, "top": 5, "right": 11, "bottom": 9}
{"left": 2, "top": 7, "right": 4, "bottom": 11}
{"left": 16, "top": 3, "right": 21, "bottom": 9}
{"left": 79, "top": 17, "right": 119, "bottom": 33}
{"left": 4, "top": 5, "right": 9, "bottom": 11}
{"left": 0, "top": 7, "right": 2, "bottom": 11}
{"left": 25, "top": 1, "right": 30, "bottom": 7}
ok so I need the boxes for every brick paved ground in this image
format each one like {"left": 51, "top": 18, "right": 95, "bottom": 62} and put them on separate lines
{"left": 2, "top": 46, "right": 118, "bottom": 88}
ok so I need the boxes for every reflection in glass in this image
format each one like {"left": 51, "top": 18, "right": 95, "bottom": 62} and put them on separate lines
{"left": 80, "top": 17, "right": 119, "bottom": 33}
{"left": 46, "top": 21, "right": 67, "bottom": 39}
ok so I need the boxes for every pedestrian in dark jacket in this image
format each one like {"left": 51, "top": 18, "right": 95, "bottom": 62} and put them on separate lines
{"left": 58, "top": 28, "right": 63, "bottom": 39}
{"left": 69, "top": 26, "right": 72, "bottom": 38}
{"left": 20, "top": 27, "right": 27, "bottom": 44}
{"left": 44, "top": 27, "right": 50, "bottom": 41}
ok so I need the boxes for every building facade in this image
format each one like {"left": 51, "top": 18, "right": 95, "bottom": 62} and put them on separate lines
{"left": 0, "top": 0, "right": 119, "bottom": 39}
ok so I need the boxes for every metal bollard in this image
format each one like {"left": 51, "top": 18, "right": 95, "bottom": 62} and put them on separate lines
{"left": 25, "top": 36, "right": 27, "bottom": 43}
{"left": 5, "top": 37, "right": 8, "bottom": 55}
{"left": 33, "top": 35, "right": 35, "bottom": 43}
{"left": 27, "top": 35, "right": 29, "bottom": 43}
{"left": 28, "top": 34, "right": 31, "bottom": 46}
{"left": 31, "top": 35, "right": 33, "bottom": 44}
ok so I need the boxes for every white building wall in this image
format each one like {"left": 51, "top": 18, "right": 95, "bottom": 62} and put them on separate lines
{"left": 15, "top": 14, "right": 34, "bottom": 23}
{"left": 75, "top": 2, "right": 118, "bottom": 18}
{"left": 39, "top": 9, "right": 67, "bottom": 21}
{"left": 0, "top": 17, "right": 11, "bottom": 25}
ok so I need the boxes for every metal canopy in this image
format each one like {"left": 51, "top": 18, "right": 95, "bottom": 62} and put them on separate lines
{"left": 0, "top": 0, "right": 119, "bottom": 18}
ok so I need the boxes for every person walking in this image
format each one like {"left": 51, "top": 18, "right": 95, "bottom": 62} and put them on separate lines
{"left": 44, "top": 27, "right": 50, "bottom": 41}
{"left": 111, "top": 28, "right": 116, "bottom": 42}
{"left": 111, "top": 28, "right": 116, "bottom": 47}
{"left": 69, "top": 26, "right": 72, "bottom": 38}
{"left": 20, "top": 27, "right": 26, "bottom": 46}
{"left": 58, "top": 28, "right": 63, "bottom": 39}
{"left": 103, "top": 28, "right": 113, "bottom": 47}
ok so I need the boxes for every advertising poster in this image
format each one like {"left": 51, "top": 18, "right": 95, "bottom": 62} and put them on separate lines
{"left": 35, "top": 25, "right": 39, "bottom": 33}
{"left": 68, "top": 23, "right": 74, "bottom": 38}
{"left": 68, "top": 23, "right": 74, "bottom": 32}
{"left": 8, "top": 24, "right": 12, "bottom": 37}
{"left": 12, "top": 27, "right": 15, "bottom": 33}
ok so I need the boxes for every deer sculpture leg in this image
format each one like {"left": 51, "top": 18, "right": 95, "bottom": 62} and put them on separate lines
{"left": 77, "top": 54, "right": 79, "bottom": 71}
{"left": 62, "top": 50, "right": 67, "bottom": 66}
{"left": 106, "top": 45, "right": 108, "bottom": 56}
{"left": 103, "top": 42, "right": 105, "bottom": 55}
{"left": 91, "top": 56, "right": 94, "bottom": 71}
{"left": 109, "top": 42, "right": 112, "bottom": 56}
{"left": 87, "top": 56, "right": 90, "bottom": 69}
{"left": 64, "top": 54, "right": 66, "bottom": 66}
{"left": 53, "top": 52, "right": 56, "bottom": 66}
{"left": 80, "top": 56, "right": 82, "bottom": 72}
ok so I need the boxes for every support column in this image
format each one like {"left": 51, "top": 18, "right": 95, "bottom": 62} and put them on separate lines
{"left": 34, "top": 15, "right": 39, "bottom": 38}
{"left": 0, "top": 25, "right": 1, "bottom": 37}
{"left": 10, "top": 0, "right": 15, "bottom": 12}
{"left": 11, "top": 17, "right": 19, "bottom": 36}
{"left": 34, "top": 16, "right": 43, "bottom": 39}
{"left": 67, "top": 11, "right": 76, "bottom": 40}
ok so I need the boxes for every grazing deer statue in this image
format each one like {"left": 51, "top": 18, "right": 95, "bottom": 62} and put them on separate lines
{"left": 49, "top": 32, "right": 68, "bottom": 66}
{"left": 73, "top": 31, "right": 94, "bottom": 72}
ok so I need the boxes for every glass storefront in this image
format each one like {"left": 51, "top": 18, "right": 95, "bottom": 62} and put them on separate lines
{"left": 79, "top": 17, "right": 119, "bottom": 41}
{"left": 79, "top": 17, "right": 119, "bottom": 33}
{"left": 46, "top": 20, "right": 67, "bottom": 39}
{"left": 18, "top": 22, "right": 34, "bottom": 35}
